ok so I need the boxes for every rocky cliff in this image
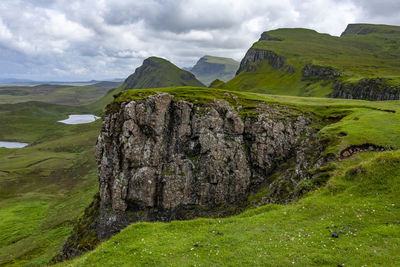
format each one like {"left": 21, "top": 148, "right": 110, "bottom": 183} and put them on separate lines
{"left": 302, "top": 64, "right": 341, "bottom": 81}
{"left": 56, "top": 91, "right": 331, "bottom": 261}
{"left": 236, "top": 48, "right": 296, "bottom": 75}
{"left": 329, "top": 78, "right": 400, "bottom": 101}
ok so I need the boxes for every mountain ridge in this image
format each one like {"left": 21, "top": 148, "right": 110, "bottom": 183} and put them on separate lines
{"left": 221, "top": 23, "right": 400, "bottom": 100}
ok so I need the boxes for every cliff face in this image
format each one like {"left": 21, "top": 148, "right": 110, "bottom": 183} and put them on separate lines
{"left": 302, "top": 64, "right": 341, "bottom": 80}
{"left": 94, "top": 93, "right": 326, "bottom": 237}
{"left": 57, "top": 92, "right": 330, "bottom": 261}
{"left": 236, "top": 49, "right": 295, "bottom": 75}
{"left": 329, "top": 78, "right": 400, "bottom": 101}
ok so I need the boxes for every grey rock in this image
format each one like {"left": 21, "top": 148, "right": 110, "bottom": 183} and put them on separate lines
{"left": 302, "top": 64, "right": 341, "bottom": 80}
{"left": 236, "top": 48, "right": 296, "bottom": 75}
{"left": 95, "top": 93, "right": 324, "bottom": 239}
{"left": 329, "top": 78, "right": 400, "bottom": 101}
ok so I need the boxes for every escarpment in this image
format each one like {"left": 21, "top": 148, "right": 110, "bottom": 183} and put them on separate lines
{"left": 329, "top": 78, "right": 400, "bottom": 101}
{"left": 236, "top": 48, "right": 296, "bottom": 75}
{"left": 57, "top": 92, "right": 331, "bottom": 261}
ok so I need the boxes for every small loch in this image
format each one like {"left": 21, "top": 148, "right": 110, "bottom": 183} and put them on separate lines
{"left": 0, "top": 141, "right": 28, "bottom": 148}
{"left": 58, "top": 114, "right": 100, "bottom": 125}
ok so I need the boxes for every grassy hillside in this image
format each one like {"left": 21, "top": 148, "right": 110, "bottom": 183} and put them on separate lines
{"left": 190, "top": 55, "right": 239, "bottom": 85}
{"left": 223, "top": 24, "right": 400, "bottom": 96}
{"left": 0, "top": 83, "right": 119, "bottom": 106}
{"left": 62, "top": 86, "right": 400, "bottom": 266}
{"left": 124, "top": 57, "right": 205, "bottom": 90}
{"left": 0, "top": 101, "right": 101, "bottom": 266}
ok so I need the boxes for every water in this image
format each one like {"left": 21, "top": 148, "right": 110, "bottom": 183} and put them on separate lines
{"left": 0, "top": 141, "right": 28, "bottom": 148}
{"left": 58, "top": 114, "right": 100, "bottom": 125}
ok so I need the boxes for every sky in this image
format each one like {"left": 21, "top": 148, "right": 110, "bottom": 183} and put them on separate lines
{"left": 0, "top": 0, "right": 399, "bottom": 81}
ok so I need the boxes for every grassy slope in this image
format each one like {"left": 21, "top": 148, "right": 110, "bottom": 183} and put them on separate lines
{"left": 0, "top": 102, "right": 100, "bottom": 266}
{"left": 225, "top": 25, "right": 400, "bottom": 96}
{"left": 64, "top": 87, "right": 400, "bottom": 266}
{"left": 0, "top": 84, "right": 115, "bottom": 106}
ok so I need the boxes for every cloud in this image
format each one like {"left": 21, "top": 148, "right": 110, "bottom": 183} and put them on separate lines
{"left": 0, "top": 0, "right": 398, "bottom": 81}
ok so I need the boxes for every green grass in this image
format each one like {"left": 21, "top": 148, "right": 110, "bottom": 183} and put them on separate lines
{"left": 0, "top": 84, "right": 115, "bottom": 106}
{"left": 66, "top": 149, "right": 400, "bottom": 266}
{"left": 0, "top": 101, "right": 100, "bottom": 266}
{"left": 224, "top": 24, "right": 400, "bottom": 96}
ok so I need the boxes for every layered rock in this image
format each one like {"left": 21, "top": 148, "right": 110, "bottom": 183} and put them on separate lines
{"left": 236, "top": 49, "right": 295, "bottom": 75}
{"left": 329, "top": 78, "right": 400, "bottom": 101}
{"left": 302, "top": 64, "right": 341, "bottom": 80}
{"left": 94, "top": 93, "right": 324, "bottom": 238}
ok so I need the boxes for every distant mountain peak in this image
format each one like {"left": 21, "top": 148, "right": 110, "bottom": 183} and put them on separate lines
{"left": 190, "top": 55, "right": 239, "bottom": 85}
{"left": 124, "top": 57, "right": 205, "bottom": 90}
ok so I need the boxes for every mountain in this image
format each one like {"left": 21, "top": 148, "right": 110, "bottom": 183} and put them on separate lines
{"left": 189, "top": 55, "right": 239, "bottom": 85}
{"left": 124, "top": 57, "right": 205, "bottom": 90}
{"left": 222, "top": 23, "right": 400, "bottom": 100}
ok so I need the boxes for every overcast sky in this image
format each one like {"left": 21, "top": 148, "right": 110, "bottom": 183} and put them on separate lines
{"left": 0, "top": 0, "right": 399, "bottom": 81}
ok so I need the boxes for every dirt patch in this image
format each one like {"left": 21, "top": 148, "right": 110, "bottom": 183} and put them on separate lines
{"left": 327, "top": 115, "right": 346, "bottom": 123}
{"left": 339, "top": 143, "right": 388, "bottom": 160}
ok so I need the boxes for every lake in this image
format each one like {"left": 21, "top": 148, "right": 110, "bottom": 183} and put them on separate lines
{"left": 0, "top": 141, "right": 28, "bottom": 148}
{"left": 58, "top": 114, "right": 100, "bottom": 125}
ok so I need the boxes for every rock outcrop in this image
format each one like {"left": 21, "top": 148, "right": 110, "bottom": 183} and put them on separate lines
{"left": 236, "top": 48, "right": 295, "bottom": 75}
{"left": 57, "top": 92, "right": 329, "bottom": 261}
{"left": 329, "top": 78, "right": 400, "bottom": 101}
{"left": 95, "top": 93, "right": 326, "bottom": 236}
{"left": 302, "top": 64, "right": 341, "bottom": 80}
